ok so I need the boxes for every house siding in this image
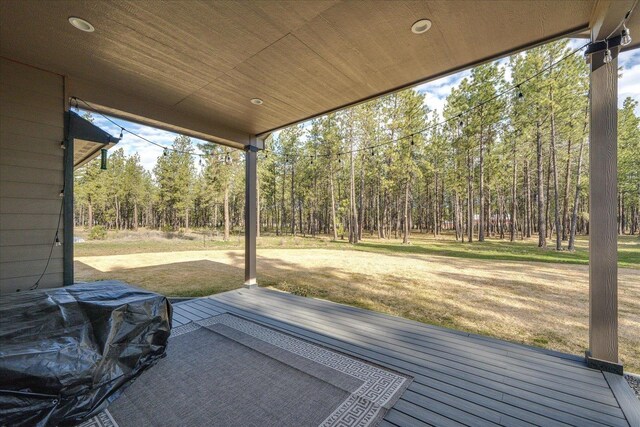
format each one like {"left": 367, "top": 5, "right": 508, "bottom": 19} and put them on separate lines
{"left": 0, "top": 58, "right": 65, "bottom": 294}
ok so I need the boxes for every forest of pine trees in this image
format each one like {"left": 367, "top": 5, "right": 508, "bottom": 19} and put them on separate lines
{"left": 75, "top": 41, "right": 640, "bottom": 246}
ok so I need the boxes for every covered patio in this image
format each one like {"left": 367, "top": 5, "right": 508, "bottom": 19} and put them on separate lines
{"left": 1, "top": 0, "right": 639, "bottom": 425}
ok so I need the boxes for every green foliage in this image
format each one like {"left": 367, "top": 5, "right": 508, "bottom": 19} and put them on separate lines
{"left": 88, "top": 225, "right": 107, "bottom": 240}
{"left": 74, "top": 39, "right": 639, "bottom": 244}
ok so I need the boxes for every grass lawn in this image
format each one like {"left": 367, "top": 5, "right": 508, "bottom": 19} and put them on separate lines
{"left": 75, "top": 230, "right": 640, "bottom": 372}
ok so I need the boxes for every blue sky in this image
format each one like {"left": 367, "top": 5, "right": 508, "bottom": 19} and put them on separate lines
{"left": 89, "top": 41, "right": 640, "bottom": 172}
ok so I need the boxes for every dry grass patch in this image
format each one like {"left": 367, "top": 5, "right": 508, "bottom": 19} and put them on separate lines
{"left": 76, "top": 247, "right": 640, "bottom": 372}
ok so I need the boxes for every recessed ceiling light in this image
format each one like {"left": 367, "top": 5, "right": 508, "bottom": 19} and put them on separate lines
{"left": 68, "top": 17, "right": 95, "bottom": 33}
{"left": 411, "top": 19, "right": 432, "bottom": 35}
{"left": 250, "top": 98, "right": 264, "bottom": 105}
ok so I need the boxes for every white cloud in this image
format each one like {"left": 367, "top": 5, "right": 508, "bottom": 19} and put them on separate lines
{"left": 414, "top": 70, "right": 470, "bottom": 117}
{"left": 619, "top": 50, "right": 640, "bottom": 114}
{"left": 83, "top": 112, "right": 207, "bottom": 172}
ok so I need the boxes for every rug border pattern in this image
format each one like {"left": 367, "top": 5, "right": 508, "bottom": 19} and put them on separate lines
{"left": 80, "top": 313, "right": 410, "bottom": 427}
{"left": 196, "top": 313, "right": 410, "bottom": 427}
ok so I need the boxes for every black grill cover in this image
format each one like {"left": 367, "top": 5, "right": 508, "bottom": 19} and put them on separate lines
{"left": 0, "top": 281, "right": 172, "bottom": 426}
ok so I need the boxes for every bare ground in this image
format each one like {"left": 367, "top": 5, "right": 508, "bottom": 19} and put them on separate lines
{"left": 75, "top": 247, "right": 640, "bottom": 372}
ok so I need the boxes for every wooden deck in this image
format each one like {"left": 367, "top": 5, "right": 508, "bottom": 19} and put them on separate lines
{"left": 171, "top": 288, "right": 639, "bottom": 427}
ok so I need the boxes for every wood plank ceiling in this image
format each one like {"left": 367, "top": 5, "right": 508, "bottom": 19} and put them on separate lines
{"left": 0, "top": 1, "right": 598, "bottom": 139}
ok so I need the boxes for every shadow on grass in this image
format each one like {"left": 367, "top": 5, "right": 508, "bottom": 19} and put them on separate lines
{"left": 347, "top": 238, "right": 637, "bottom": 269}
{"left": 74, "top": 244, "right": 639, "bottom": 371}
{"left": 75, "top": 259, "right": 244, "bottom": 298}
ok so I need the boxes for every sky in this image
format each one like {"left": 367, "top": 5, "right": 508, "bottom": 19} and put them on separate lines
{"left": 88, "top": 40, "right": 640, "bottom": 173}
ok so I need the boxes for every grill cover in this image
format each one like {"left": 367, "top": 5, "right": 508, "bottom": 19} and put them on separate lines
{"left": 0, "top": 281, "right": 172, "bottom": 426}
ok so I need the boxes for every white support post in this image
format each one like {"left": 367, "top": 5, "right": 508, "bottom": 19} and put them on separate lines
{"left": 587, "top": 45, "right": 621, "bottom": 374}
{"left": 244, "top": 144, "right": 258, "bottom": 288}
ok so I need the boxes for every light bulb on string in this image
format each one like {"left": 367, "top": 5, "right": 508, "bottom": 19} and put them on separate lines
{"left": 621, "top": 25, "right": 632, "bottom": 46}
{"left": 163, "top": 148, "right": 168, "bottom": 156}
{"left": 603, "top": 39, "right": 613, "bottom": 64}
{"left": 410, "top": 135, "right": 415, "bottom": 146}
{"left": 54, "top": 235, "right": 61, "bottom": 247}
{"left": 119, "top": 128, "right": 124, "bottom": 139}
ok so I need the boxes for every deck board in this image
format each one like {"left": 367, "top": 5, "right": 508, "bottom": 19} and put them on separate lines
{"left": 170, "top": 289, "right": 634, "bottom": 427}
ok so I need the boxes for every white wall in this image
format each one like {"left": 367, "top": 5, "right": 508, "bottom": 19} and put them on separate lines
{"left": 0, "top": 58, "right": 65, "bottom": 293}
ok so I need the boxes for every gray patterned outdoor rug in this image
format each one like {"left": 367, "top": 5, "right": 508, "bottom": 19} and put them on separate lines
{"left": 78, "top": 314, "right": 411, "bottom": 427}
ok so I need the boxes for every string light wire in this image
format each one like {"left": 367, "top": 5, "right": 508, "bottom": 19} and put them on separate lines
{"left": 72, "top": 97, "right": 233, "bottom": 164}
{"left": 261, "top": 42, "right": 592, "bottom": 162}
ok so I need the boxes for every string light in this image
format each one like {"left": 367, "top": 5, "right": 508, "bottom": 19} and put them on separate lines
{"left": 76, "top": 32, "right": 606, "bottom": 169}
{"left": 59, "top": 189, "right": 64, "bottom": 198}
{"left": 100, "top": 148, "right": 108, "bottom": 170}
{"left": 54, "top": 235, "right": 61, "bottom": 247}
{"left": 621, "top": 25, "right": 632, "bottom": 46}
{"left": 60, "top": 140, "right": 65, "bottom": 150}
{"left": 73, "top": 97, "right": 231, "bottom": 163}
{"left": 603, "top": 39, "right": 613, "bottom": 64}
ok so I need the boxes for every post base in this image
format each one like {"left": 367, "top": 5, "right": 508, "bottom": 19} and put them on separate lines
{"left": 585, "top": 351, "right": 623, "bottom": 375}
{"left": 243, "top": 280, "right": 258, "bottom": 289}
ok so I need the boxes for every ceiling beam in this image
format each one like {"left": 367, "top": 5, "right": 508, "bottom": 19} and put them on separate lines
{"left": 590, "top": 0, "right": 636, "bottom": 43}
{"left": 67, "top": 76, "right": 251, "bottom": 149}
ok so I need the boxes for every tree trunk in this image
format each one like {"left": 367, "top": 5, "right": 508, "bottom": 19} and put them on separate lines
{"left": 568, "top": 134, "right": 586, "bottom": 251}
{"left": 403, "top": 179, "right": 410, "bottom": 244}
{"left": 88, "top": 201, "right": 93, "bottom": 229}
{"left": 524, "top": 159, "right": 532, "bottom": 237}
{"left": 349, "top": 141, "right": 359, "bottom": 244}
{"left": 549, "top": 88, "right": 561, "bottom": 250}
{"left": 562, "top": 136, "right": 572, "bottom": 241}
{"left": 280, "top": 165, "right": 286, "bottom": 235}
{"left": 478, "top": 121, "right": 485, "bottom": 242}
{"left": 536, "top": 123, "right": 546, "bottom": 248}
{"left": 223, "top": 187, "right": 230, "bottom": 241}
{"left": 511, "top": 152, "right": 517, "bottom": 242}
{"left": 434, "top": 173, "right": 439, "bottom": 237}
{"left": 329, "top": 162, "right": 338, "bottom": 241}
{"left": 358, "top": 156, "right": 364, "bottom": 240}
{"left": 376, "top": 183, "right": 382, "bottom": 238}
{"left": 467, "top": 149, "right": 474, "bottom": 243}
{"left": 256, "top": 171, "right": 260, "bottom": 238}
{"left": 291, "top": 161, "right": 296, "bottom": 236}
